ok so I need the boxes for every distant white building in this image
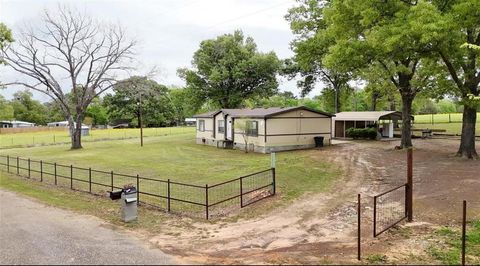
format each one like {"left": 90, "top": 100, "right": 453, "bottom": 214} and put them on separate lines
{"left": 184, "top": 118, "right": 196, "bottom": 126}
{"left": 0, "top": 120, "right": 35, "bottom": 128}
{"left": 47, "top": 120, "right": 90, "bottom": 136}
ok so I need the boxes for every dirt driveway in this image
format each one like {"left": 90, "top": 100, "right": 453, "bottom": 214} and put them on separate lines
{"left": 0, "top": 189, "right": 178, "bottom": 265}
{"left": 144, "top": 138, "right": 479, "bottom": 264}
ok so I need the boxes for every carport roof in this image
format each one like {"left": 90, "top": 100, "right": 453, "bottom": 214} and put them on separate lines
{"left": 333, "top": 111, "right": 409, "bottom": 121}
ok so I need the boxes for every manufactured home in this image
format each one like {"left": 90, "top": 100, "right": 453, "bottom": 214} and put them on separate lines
{"left": 193, "top": 106, "right": 334, "bottom": 153}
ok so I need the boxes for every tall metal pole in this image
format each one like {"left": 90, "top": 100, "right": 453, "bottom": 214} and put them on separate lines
{"left": 407, "top": 148, "right": 413, "bottom": 222}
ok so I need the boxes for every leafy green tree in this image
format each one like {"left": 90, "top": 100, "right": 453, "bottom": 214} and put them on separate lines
{"left": 321, "top": 0, "right": 444, "bottom": 148}
{"left": 285, "top": 1, "right": 353, "bottom": 113}
{"left": 178, "top": 30, "right": 281, "bottom": 108}
{"left": 168, "top": 87, "right": 202, "bottom": 125}
{"left": 0, "top": 95, "right": 14, "bottom": 120}
{"left": 430, "top": 0, "right": 480, "bottom": 158}
{"left": 104, "top": 77, "right": 174, "bottom": 127}
{"left": 10, "top": 90, "right": 48, "bottom": 124}
{"left": 0, "top": 22, "right": 13, "bottom": 63}
{"left": 85, "top": 98, "right": 108, "bottom": 126}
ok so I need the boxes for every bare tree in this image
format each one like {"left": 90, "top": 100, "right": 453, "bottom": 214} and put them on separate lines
{"left": 0, "top": 6, "right": 136, "bottom": 149}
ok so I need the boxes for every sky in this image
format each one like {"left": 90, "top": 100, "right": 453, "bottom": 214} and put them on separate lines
{"left": 0, "top": 0, "right": 324, "bottom": 102}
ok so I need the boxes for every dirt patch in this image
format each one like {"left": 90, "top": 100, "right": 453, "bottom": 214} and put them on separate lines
{"left": 146, "top": 138, "right": 479, "bottom": 264}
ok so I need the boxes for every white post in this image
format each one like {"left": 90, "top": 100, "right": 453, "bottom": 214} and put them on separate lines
{"left": 271, "top": 152, "right": 276, "bottom": 169}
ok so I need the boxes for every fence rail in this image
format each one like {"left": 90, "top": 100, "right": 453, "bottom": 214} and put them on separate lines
{"left": 0, "top": 155, "right": 275, "bottom": 219}
{"left": 373, "top": 183, "right": 408, "bottom": 237}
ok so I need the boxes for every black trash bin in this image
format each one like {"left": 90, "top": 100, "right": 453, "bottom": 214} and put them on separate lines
{"left": 314, "top": 136, "right": 324, "bottom": 147}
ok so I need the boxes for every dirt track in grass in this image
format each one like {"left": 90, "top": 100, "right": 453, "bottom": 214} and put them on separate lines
{"left": 143, "top": 138, "right": 479, "bottom": 264}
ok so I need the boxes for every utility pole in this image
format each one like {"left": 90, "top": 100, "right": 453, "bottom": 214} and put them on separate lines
{"left": 137, "top": 94, "right": 143, "bottom": 147}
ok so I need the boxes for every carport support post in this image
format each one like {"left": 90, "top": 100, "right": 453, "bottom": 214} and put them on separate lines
{"left": 407, "top": 148, "right": 413, "bottom": 222}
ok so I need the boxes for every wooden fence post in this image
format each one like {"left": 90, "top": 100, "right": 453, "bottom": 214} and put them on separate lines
{"left": 272, "top": 168, "right": 276, "bottom": 195}
{"left": 40, "top": 160, "right": 43, "bottom": 182}
{"left": 358, "top": 193, "right": 361, "bottom": 261}
{"left": 110, "top": 171, "right": 114, "bottom": 192}
{"left": 407, "top": 148, "right": 413, "bottom": 222}
{"left": 462, "top": 200, "right": 467, "bottom": 266}
{"left": 7, "top": 155, "right": 9, "bottom": 173}
{"left": 54, "top": 163, "right": 57, "bottom": 185}
{"left": 16, "top": 156, "right": 19, "bottom": 175}
{"left": 136, "top": 174, "right": 140, "bottom": 206}
{"left": 28, "top": 158, "right": 31, "bottom": 178}
{"left": 70, "top": 165, "right": 73, "bottom": 189}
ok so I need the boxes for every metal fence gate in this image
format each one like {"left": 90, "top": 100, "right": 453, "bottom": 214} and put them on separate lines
{"left": 373, "top": 183, "right": 408, "bottom": 237}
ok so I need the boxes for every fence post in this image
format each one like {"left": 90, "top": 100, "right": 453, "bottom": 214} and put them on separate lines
{"left": 7, "top": 155, "right": 9, "bottom": 173}
{"left": 16, "top": 156, "right": 19, "bottom": 175}
{"left": 462, "top": 200, "right": 466, "bottom": 266}
{"left": 373, "top": 196, "right": 377, "bottom": 237}
{"left": 54, "top": 163, "right": 57, "bottom": 185}
{"left": 167, "top": 179, "right": 171, "bottom": 212}
{"left": 28, "top": 158, "right": 31, "bottom": 178}
{"left": 110, "top": 171, "right": 114, "bottom": 192}
{"left": 205, "top": 184, "right": 209, "bottom": 220}
{"left": 407, "top": 148, "right": 413, "bottom": 222}
{"left": 449, "top": 113, "right": 452, "bottom": 123}
{"left": 136, "top": 174, "right": 140, "bottom": 206}
{"left": 240, "top": 177, "right": 243, "bottom": 208}
{"left": 54, "top": 135, "right": 56, "bottom": 143}
{"left": 89, "top": 168, "right": 92, "bottom": 193}
{"left": 40, "top": 160, "right": 43, "bottom": 182}
{"left": 272, "top": 167, "right": 276, "bottom": 195}
{"left": 358, "top": 193, "right": 361, "bottom": 261}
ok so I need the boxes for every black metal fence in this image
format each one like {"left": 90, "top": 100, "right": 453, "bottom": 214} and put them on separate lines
{"left": 0, "top": 155, "right": 275, "bottom": 219}
{"left": 373, "top": 183, "right": 408, "bottom": 237}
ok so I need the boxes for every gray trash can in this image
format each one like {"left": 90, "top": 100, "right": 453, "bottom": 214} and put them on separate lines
{"left": 121, "top": 187, "right": 138, "bottom": 222}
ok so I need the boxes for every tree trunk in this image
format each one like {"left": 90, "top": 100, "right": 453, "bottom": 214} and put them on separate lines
{"left": 457, "top": 105, "right": 478, "bottom": 159}
{"left": 334, "top": 86, "right": 341, "bottom": 113}
{"left": 371, "top": 92, "right": 379, "bottom": 111}
{"left": 400, "top": 93, "right": 414, "bottom": 148}
{"left": 70, "top": 116, "right": 83, "bottom": 149}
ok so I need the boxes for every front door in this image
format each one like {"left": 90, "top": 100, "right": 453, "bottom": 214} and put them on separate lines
{"left": 226, "top": 119, "right": 232, "bottom": 140}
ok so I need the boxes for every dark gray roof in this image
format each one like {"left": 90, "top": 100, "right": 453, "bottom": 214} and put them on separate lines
{"left": 193, "top": 106, "right": 333, "bottom": 118}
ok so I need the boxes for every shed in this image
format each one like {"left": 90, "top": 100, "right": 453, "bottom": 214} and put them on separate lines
{"left": 332, "top": 111, "right": 411, "bottom": 138}
{"left": 0, "top": 120, "right": 35, "bottom": 128}
{"left": 193, "top": 106, "right": 334, "bottom": 153}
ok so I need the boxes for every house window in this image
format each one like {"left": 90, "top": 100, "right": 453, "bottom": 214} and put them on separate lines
{"left": 198, "top": 120, "right": 205, "bottom": 132}
{"left": 246, "top": 121, "right": 258, "bottom": 137}
{"left": 218, "top": 120, "right": 225, "bottom": 133}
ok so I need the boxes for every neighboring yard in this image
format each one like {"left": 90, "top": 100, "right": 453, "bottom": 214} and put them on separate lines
{"left": 409, "top": 113, "right": 480, "bottom": 135}
{"left": 0, "top": 127, "right": 195, "bottom": 148}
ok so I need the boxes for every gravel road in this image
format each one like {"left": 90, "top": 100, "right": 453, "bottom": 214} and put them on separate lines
{"left": 0, "top": 189, "right": 177, "bottom": 265}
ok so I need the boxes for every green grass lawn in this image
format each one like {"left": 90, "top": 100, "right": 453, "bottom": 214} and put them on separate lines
{"left": 414, "top": 113, "right": 480, "bottom": 124}
{"left": 0, "top": 127, "right": 195, "bottom": 148}
{"left": 412, "top": 113, "right": 480, "bottom": 135}
{"left": 0, "top": 132, "right": 340, "bottom": 206}
{"left": 428, "top": 221, "right": 480, "bottom": 265}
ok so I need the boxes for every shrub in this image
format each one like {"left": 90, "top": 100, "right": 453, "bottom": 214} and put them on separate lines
{"left": 345, "top": 127, "right": 377, "bottom": 140}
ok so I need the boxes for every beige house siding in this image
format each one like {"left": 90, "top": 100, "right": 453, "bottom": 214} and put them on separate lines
{"left": 195, "top": 107, "right": 332, "bottom": 153}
